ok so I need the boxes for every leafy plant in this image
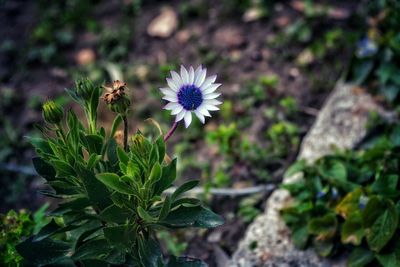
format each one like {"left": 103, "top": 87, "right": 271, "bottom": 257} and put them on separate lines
{"left": 15, "top": 78, "right": 223, "bottom": 266}
{"left": 282, "top": 123, "right": 400, "bottom": 266}
{"left": 347, "top": 0, "right": 400, "bottom": 104}
{"left": 0, "top": 205, "right": 49, "bottom": 266}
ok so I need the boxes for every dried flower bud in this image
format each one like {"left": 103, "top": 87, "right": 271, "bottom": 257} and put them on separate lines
{"left": 76, "top": 78, "right": 95, "bottom": 101}
{"left": 102, "top": 80, "right": 130, "bottom": 114}
{"left": 42, "top": 100, "right": 64, "bottom": 124}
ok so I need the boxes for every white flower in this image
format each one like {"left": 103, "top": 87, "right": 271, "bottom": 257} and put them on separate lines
{"left": 160, "top": 65, "right": 222, "bottom": 128}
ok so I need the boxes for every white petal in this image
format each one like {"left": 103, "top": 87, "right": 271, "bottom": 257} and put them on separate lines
{"left": 175, "top": 110, "right": 186, "bottom": 122}
{"left": 194, "top": 65, "right": 202, "bottom": 79}
{"left": 202, "top": 83, "right": 221, "bottom": 94}
{"left": 170, "top": 71, "right": 183, "bottom": 88}
{"left": 189, "top": 66, "right": 195, "bottom": 84}
{"left": 171, "top": 105, "right": 183, "bottom": 115}
{"left": 204, "top": 99, "right": 222, "bottom": 105}
{"left": 162, "top": 95, "right": 178, "bottom": 102}
{"left": 180, "top": 65, "right": 189, "bottom": 84}
{"left": 204, "top": 104, "right": 219, "bottom": 111}
{"left": 164, "top": 102, "right": 181, "bottom": 110}
{"left": 184, "top": 112, "right": 192, "bottom": 128}
{"left": 160, "top": 87, "right": 176, "bottom": 97}
{"left": 194, "top": 68, "right": 207, "bottom": 87}
{"left": 200, "top": 75, "right": 217, "bottom": 90}
{"left": 197, "top": 105, "right": 211, "bottom": 117}
{"left": 194, "top": 110, "right": 205, "bottom": 124}
{"left": 167, "top": 78, "right": 179, "bottom": 92}
{"left": 203, "top": 93, "right": 221, "bottom": 100}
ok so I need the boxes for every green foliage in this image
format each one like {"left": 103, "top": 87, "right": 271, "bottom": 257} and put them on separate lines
{"left": 0, "top": 206, "right": 49, "bottom": 266}
{"left": 281, "top": 124, "right": 400, "bottom": 266}
{"left": 267, "top": 121, "right": 299, "bottom": 157}
{"left": 238, "top": 196, "right": 262, "bottom": 223}
{"left": 16, "top": 78, "right": 223, "bottom": 266}
{"left": 206, "top": 123, "right": 239, "bottom": 155}
{"left": 348, "top": 1, "right": 400, "bottom": 105}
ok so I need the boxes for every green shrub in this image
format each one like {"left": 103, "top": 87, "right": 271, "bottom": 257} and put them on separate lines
{"left": 282, "top": 124, "right": 400, "bottom": 267}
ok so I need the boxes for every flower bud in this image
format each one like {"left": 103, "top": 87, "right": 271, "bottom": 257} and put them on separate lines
{"left": 42, "top": 101, "right": 64, "bottom": 124}
{"left": 131, "top": 133, "right": 149, "bottom": 153}
{"left": 75, "top": 78, "right": 94, "bottom": 101}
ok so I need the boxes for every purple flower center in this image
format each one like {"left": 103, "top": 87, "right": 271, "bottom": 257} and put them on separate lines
{"left": 177, "top": 85, "right": 203, "bottom": 110}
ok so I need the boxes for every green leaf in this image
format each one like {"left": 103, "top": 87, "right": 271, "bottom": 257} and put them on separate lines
{"left": 335, "top": 188, "right": 363, "bottom": 219}
{"left": 70, "top": 221, "right": 103, "bottom": 249}
{"left": 138, "top": 237, "right": 162, "bottom": 267}
{"left": 376, "top": 244, "right": 400, "bottom": 267}
{"left": 32, "top": 157, "right": 56, "bottom": 181}
{"left": 85, "top": 134, "right": 104, "bottom": 155}
{"left": 362, "top": 196, "right": 385, "bottom": 227}
{"left": 16, "top": 237, "right": 71, "bottom": 265}
{"left": 149, "top": 145, "right": 160, "bottom": 166}
{"left": 371, "top": 174, "right": 400, "bottom": 197}
{"left": 34, "top": 219, "right": 81, "bottom": 242}
{"left": 308, "top": 213, "right": 337, "bottom": 241}
{"left": 341, "top": 211, "right": 364, "bottom": 245}
{"left": 99, "top": 204, "right": 132, "bottom": 223}
{"left": 160, "top": 205, "right": 224, "bottom": 228}
{"left": 148, "top": 162, "right": 162, "bottom": 184}
{"left": 52, "top": 160, "right": 76, "bottom": 177}
{"left": 291, "top": 225, "right": 309, "bottom": 249}
{"left": 320, "top": 160, "right": 347, "bottom": 181}
{"left": 312, "top": 238, "right": 333, "bottom": 257}
{"left": 104, "top": 225, "right": 133, "bottom": 249}
{"left": 352, "top": 59, "right": 373, "bottom": 85}
{"left": 73, "top": 238, "right": 124, "bottom": 264}
{"left": 137, "top": 206, "right": 157, "bottom": 223}
{"left": 171, "top": 198, "right": 201, "bottom": 209}
{"left": 27, "top": 136, "right": 53, "bottom": 155}
{"left": 365, "top": 199, "right": 399, "bottom": 252}
{"left": 96, "top": 173, "right": 134, "bottom": 195}
{"left": 47, "top": 180, "right": 80, "bottom": 196}
{"left": 155, "top": 136, "right": 166, "bottom": 164}
{"left": 348, "top": 247, "right": 375, "bottom": 267}
{"left": 154, "top": 159, "right": 177, "bottom": 195}
{"left": 380, "top": 84, "right": 400, "bottom": 103}
{"left": 117, "top": 146, "right": 129, "bottom": 165}
{"left": 377, "top": 63, "right": 397, "bottom": 86}
{"left": 107, "top": 138, "right": 119, "bottom": 166}
{"left": 285, "top": 160, "right": 306, "bottom": 177}
{"left": 76, "top": 166, "right": 111, "bottom": 210}
{"left": 159, "top": 196, "right": 171, "bottom": 220}
{"left": 58, "top": 197, "right": 91, "bottom": 211}
{"left": 171, "top": 180, "right": 199, "bottom": 201}
{"left": 110, "top": 114, "right": 123, "bottom": 138}
{"left": 65, "top": 87, "right": 82, "bottom": 103}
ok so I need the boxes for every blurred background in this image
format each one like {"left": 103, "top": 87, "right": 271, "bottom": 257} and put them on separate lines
{"left": 0, "top": 0, "right": 399, "bottom": 265}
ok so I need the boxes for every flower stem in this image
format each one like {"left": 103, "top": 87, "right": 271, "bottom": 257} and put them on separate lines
{"left": 123, "top": 115, "right": 128, "bottom": 151}
{"left": 164, "top": 121, "right": 178, "bottom": 142}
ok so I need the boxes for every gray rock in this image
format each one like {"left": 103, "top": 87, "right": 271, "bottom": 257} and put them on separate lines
{"left": 230, "top": 82, "right": 383, "bottom": 267}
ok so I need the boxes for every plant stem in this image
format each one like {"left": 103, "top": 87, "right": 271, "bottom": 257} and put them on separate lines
{"left": 56, "top": 123, "right": 67, "bottom": 143}
{"left": 123, "top": 114, "right": 128, "bottom": 151}
{"left": 164, "top": 121, "right": 178, "bottom": 142}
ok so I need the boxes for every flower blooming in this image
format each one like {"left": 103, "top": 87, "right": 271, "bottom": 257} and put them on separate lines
{"left": 160, "top": 65, "right": 222, "bottom": 128}
{"left": 356, "top": 37, "right": 378, "bottom": 58}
